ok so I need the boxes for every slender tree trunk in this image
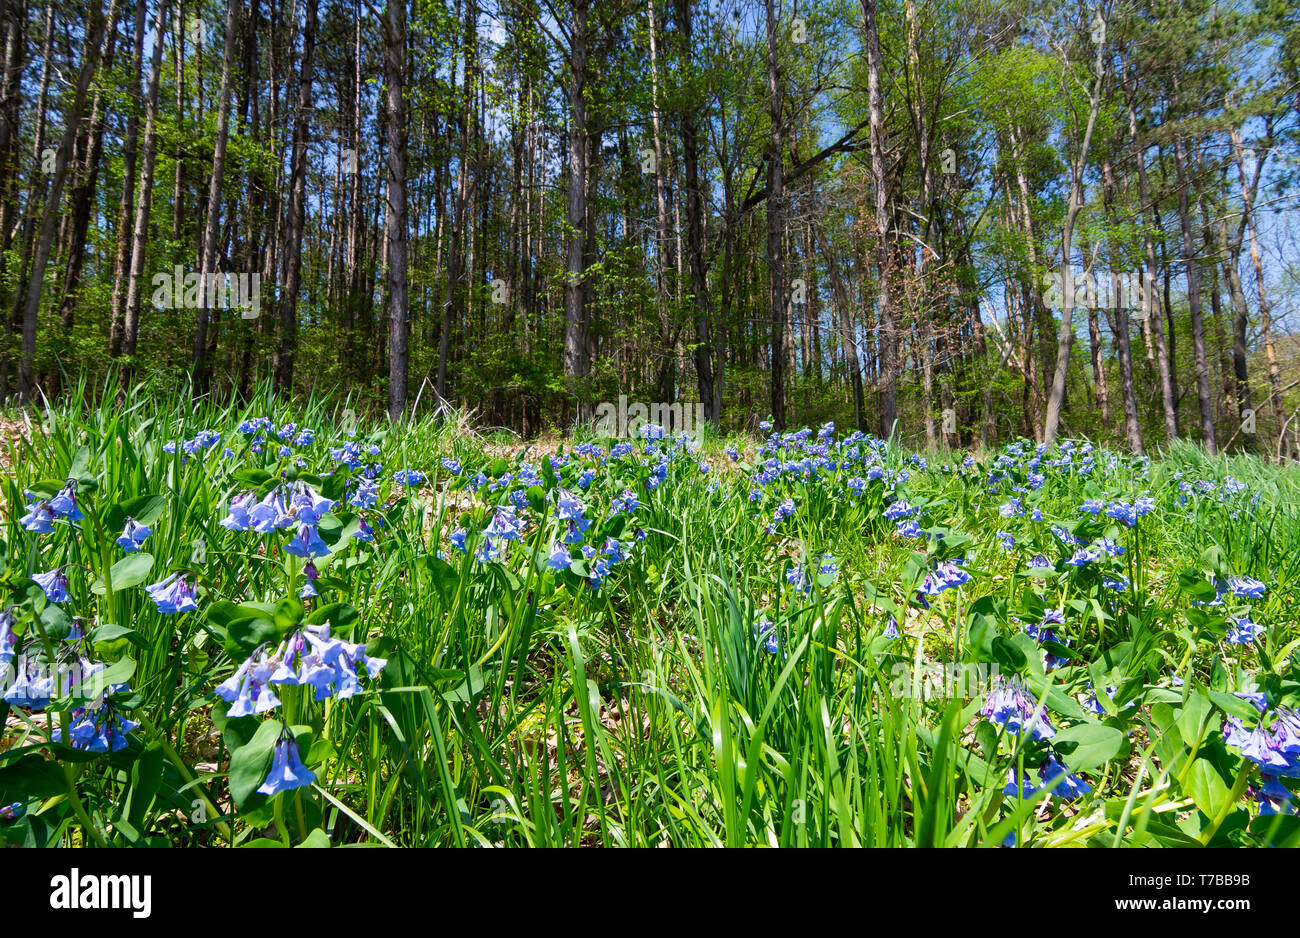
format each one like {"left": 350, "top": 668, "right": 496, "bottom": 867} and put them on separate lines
{"left": 1083, "top": 243, "right": 1109, "bottom": 426}
{"left": 121, "top": 0, "right": 165, "bottom": 363}
{"left": 1213, "top": 210, "right": 1252, "bottom": 450}
{"left": 861, "top": 0, "right": 894, "bottom": 439}
{"left": 17, "top": 0, "right": 108, "bottom": 401}
{"left": 1173, "top": 136, "right": 1216, "bottom": 453}
{"left": 273, "top": 0, "right": 318, "bottom": 396}
{"left": 1231, "top": 128, "right": 1288, "bottom": 458}
{"left": 57, "top": 5, "right": 120, "bottom": 333}
{"left": 562, "top": 0, "right": 590, "bottom": 422}
{"left": 817, "top": 224, "right": 863, "bottom": 431}
{"left": 384, "top": 0, "right": 408, "bottom": 421}
{"left": 1124, "top": 81, "right": 1177, "bottom": 440}
{"left": 172, "top": 0, "right": 185, "bottom": 244}
{"left": 674, "top": 0, "right": 714, "bottom": 424}
{"left": 1102, "top": 159, "right": 1143, "bottom": 454}
{"left": 7, "top": 0, "right": 54, "bottom": 391}
{"left": 762, "top": 0, "right": 787, "bottom": 430}
{"left": 647, "top": 0, "right": 674, "bottom": 385}
{"left": 193, "top": 0, "right": 240, "bottom": 397}
{"left": 342, "top": 0, "right": 363, "bottom": 381}
{"left": 0, "top": 0, "right": 26, "bottom": 392}
{"left": 0, "top": 0, "right": 25, "bottom": 253}
{"left": 1043, "top": 34, "right": 1105, "bottom": 443}
{"left": 438, "top": 0, "right": 475, "bottom": 407}
{"left": 106, "top": 0, "right": 146, "bottom": 357}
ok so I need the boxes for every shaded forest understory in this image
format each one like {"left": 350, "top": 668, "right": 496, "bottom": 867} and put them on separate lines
{"left": 1, "top": 0, "right": 1298, "bottom": 455}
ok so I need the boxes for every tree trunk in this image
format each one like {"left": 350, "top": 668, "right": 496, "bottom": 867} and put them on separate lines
{"left": 1231, "top": 127, "right": 1288, "bottom": 459}
{"left": 438, "top": 0, "right": 476, "bottom": 407}
{"left": 562, "top": 0, "right": 590, "bottom": 422}
{"left": 1043, "top": 32, "right": 1105, "bottom": 443}
{"left": 762, "top": 0, "right": 787, "bottom": 430}
{"left": 1101, "top": 158, "right": 1143, "bottom": 454}
{"left": 861, "top": 0, "right": 894, "bottom": 439}
{"left": 384, "top": 0, "right": 408, "bottom": 421}
{"left": 17, "top": 0, "right": 108, "bottom": 401}
{"left": 1083, "top": 243, "right": 1109, "bottom": 426}
{"left": 647, "top": 0, "right": 674, "bottom": 394}
{"left": 120, "top": 0, "right": 165, "bottom": 363}
{"left": 1173, "top": 136, "right": 1216, "bottom": 453}
{"left": 106, "top": 0, "right": 146, "bottom": 358}
{"left": 675, "top": 0, "right": 714, "bottom": 424}
{"left": 192, "top": 0, "right": 240, "bottom": 397}
{"left": 1124, "top": 79, "right": 1177, "bottom": 441}
{"left": 273, "top": 0, "right": 318, "bottom": 397}
{"left": 57, "top": 5, "right": 120, "bottom": 333}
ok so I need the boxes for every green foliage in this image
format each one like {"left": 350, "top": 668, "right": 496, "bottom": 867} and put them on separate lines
{"left": 1, "top": 384, "right": 1297, "bottom": 847}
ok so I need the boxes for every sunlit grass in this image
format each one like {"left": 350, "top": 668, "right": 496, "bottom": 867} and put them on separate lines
{"left": 0, "top": 378, "right": 1297, "bottom": 847}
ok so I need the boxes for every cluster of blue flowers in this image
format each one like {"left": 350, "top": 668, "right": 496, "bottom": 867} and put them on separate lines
{"left": 1224, "top": 707, "right": 1300, "bottom": 815}
{"left": 980, "top": 676, "right": 1055, "bottom": 740}
{"left": 917, "top": 560, "right": 971, "bottom": 600}
{"left": 1, "top": 606, "right": 134, "bottom": 752}
{"left": 54, "top": 703, "right": 140, "bottom": 753}
{"left": 216, "top": 624, "right": 387, "bottom": 717}
{"left": 1004, "top": 753, "right": 1092, "bottom": 801}
{"left": 259, "top": 735, "right": 316, "bottom": 796}
{"left": 19, "top": 480, "right": 83, "bottom": 533}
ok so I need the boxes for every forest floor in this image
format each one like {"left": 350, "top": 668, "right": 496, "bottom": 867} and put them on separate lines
{"left": 0, "top": 416, "right": 31, "bottom": 472}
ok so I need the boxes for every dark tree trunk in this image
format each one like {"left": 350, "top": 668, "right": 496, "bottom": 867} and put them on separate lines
{"left": 384, "top": 0, "right": 408, "bottom": 421}
{"left": 273, "top": 0, "right": 318, "bottom": 396}
{"left": 17, "top": 0, "right": 109, "bottom": 401}
{"left": 192, "top": 0, "right": 241, "bottom": 398}
{"left": 765, "top": 0, "right": 785, "bottom": 430}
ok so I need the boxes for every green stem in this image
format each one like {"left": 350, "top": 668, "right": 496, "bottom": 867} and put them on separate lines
{"left": 136, "top": 715, "right": 232, "bottom": 844}
{"left": 1198, "top": 762, "right": 1253, "bottom": 846}
{"left": 293, "top": 789, "right": 309, "bottom": 841}
{"left": 63, "top": 762, "right": 109, "bottom": 847}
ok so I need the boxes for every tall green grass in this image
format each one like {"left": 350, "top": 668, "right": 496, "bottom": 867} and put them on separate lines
{"left": 1, "top": 381, "right": 1296, "bottom": 847}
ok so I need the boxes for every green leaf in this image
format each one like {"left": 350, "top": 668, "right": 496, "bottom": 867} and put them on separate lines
{"left": 319, "top": 512, "right": 361, "bottom": 546}
{"left": 321, "top": 470, "right": 350, "bottom": 502}
{"left": 103, "top": 494, "right": 166, "bottom": 531}
{"left": 39, "top": 603, "right": 72, "bottom": 640}
{"left": 442, "top": 666, "right": 486, "bottom": 706}
{"left": 53, "top": 657, "right": 137, "bottom": 710}
{"left": 227, "top": 719, "right": 283, "bottom": 812}
{"left": 604, "top": 513, "right": 628, "bottom": 541}
{"left": 90, "top": 623, "right": 150, "bottom": 650}
{"left": 1199, "top": 545, "right": 1227, "bottom": 575}
{"left": 966, "top": 613, "right": 997, "bottom": 659}
{"left": 304, "top": 602, "right": 360, "bottom": 635}
{"left": 1207, "top": 690, "right": 1261, "bottom": 722}
{"left": 25, "top": 479, "right": 66, "bottom": 499}
{"left": 1023, "top": 673, "right": 1087, "bottom": 721}
{"left": 991, "top": 635, "right": 1027, "bottom": 671}
{"left": 89, "top": 553, "right": 155, "bottom": 594}
{"left": 224, "top": 617, "right": 278, "bottom": 659}
{"left": 541, "top": 456, "right": 559, "bottom": 489}
{"left": 0, "top": 753, "right": 68, "bottom": 801}
{"left": 1183, "top": 756, "right": 1233, "bottom": 819}
{"left": 207, "top": 600, "right": 276, "bottom": 629}
{"left": 233, "top": 469, "right": 274, "bottom": 488}
{"left": 125, "top": 744, "right": 166, "bottom": 830}
{"left": 1250, "top": 814, "right": 1300, "bottom": 848}
{"left": 273, "top": 598, "right": 304, "bottom": 633}
{"left": 1052, "top": 722, "right": 1129, "bottom": 772}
